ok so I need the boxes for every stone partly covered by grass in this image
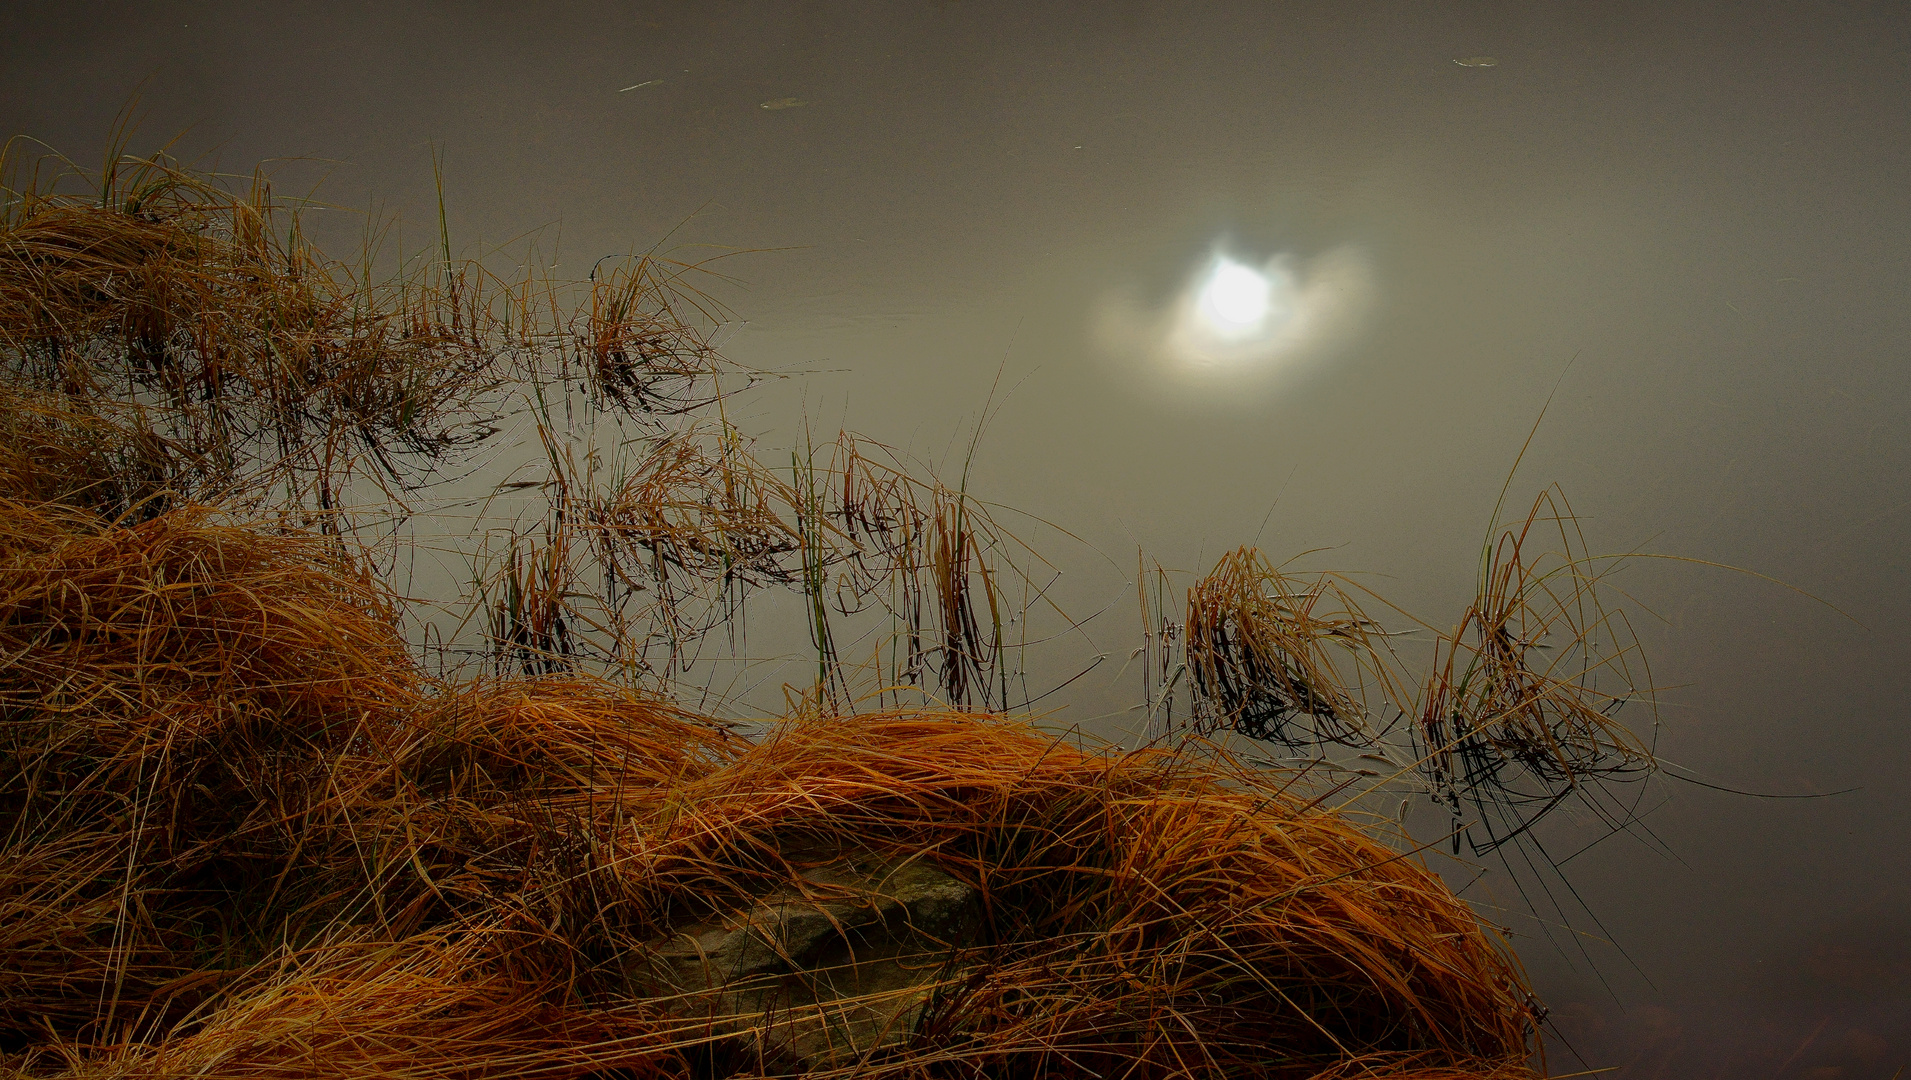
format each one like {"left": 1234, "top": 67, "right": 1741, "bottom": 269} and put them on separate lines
{"left": 634, "top": 846, "right": 985, "bottom": 1064}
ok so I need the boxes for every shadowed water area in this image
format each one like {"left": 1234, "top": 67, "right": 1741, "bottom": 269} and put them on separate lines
{"left": 4, "top": 1, "right": 1909, "bottom": 1074}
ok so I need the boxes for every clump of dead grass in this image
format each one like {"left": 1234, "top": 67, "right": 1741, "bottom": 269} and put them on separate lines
{"left": 0, "top": 495, "right": 1541, "bottom": 1078}
{"left": 1186, "top": 546, "right": 1398, "bottom": 748}
{"left": 0, "top": 136, "right": 742, "bottom": 539}
{"left": 1411, "top": 486, "right": 1655, "bottom": 852}
{"left": 0, "top": 387, "right": 186, "bottom": 514}
{"left": 1169, "top": 475, "right": 1663, "bottom": 863}
{"left": 0, "top": 493, "right": 418, "bottom": 1043}
{"left": 0, "top": 138, "right": 1045, "bottom": 713}
{"left": 0, "top": 140, "right": 507, "bottom": 518}
{"left": 648, "top": 713, "right": 1540, "bottom": 1077}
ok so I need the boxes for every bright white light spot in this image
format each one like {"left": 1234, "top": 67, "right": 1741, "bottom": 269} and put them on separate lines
{"left": 1198, "top": 259, "right": 1272, "bottom": 330}
{"left": 1089, "top": 243, "right": 1374, "bottom": 387}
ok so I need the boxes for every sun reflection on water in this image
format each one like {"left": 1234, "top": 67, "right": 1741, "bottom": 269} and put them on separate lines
{"left": 1093, "top": 243, "right": 1373, "bottom": 390}
{"left": 1196, "top": 257, "right": 1282, "bottom": 335}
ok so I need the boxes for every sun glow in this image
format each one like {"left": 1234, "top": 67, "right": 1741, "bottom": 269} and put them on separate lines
{"left": 1091, "top": 242, "right": 1374, "bottom": 387}
{"left": 1197, "top": 258, "right": 1274, "bottom": 332}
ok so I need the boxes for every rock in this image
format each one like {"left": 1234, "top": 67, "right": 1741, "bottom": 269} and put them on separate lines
{"left": 633, "top": 846, "right": 983, "bottom": 1068}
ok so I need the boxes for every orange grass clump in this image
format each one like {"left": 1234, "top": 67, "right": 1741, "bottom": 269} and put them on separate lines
{"left": 0, "top": 495, "right": 422, "bottom": 1041}
{"left": 0, "top": 143, "right": 506, "bottom": 516}
{"left": 0, "top": 492, "right": 1542, "bottom": 1078}
{"left": 0, "top": 387, "right": 187, "bottom": 515}
{"left": 1186, "top": 547, "right": 1398, "bottom": 748}
{"left": 1413, "top": 487, "right": 1656, "bottom": 853}
{"left": 0, "top": 140, "right": 739, "bottom": 534}
{"left": 644, "top": 714, "right": 1542, "bottom": 1078}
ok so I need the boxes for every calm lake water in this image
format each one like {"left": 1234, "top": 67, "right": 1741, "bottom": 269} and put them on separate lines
{"left": 6, "top": 2, "right": 1908, "bottom": 1073}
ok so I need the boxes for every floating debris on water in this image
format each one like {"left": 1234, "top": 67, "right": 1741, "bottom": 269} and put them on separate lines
{"left": 619, "top": 79, "right": 663, "bottom": 92}
{"left": 1453, "top": 56, "right": 1498, "bottom": 67}
{"left": 760, "top": 97, "right": 809, "bottom": 110}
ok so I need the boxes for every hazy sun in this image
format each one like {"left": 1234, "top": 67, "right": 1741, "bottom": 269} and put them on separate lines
{"left": 1090, "top": 242, "right": 1373, "bottom": 385}
{"left": 1197, "top": 258, "right": 1273, "bottom": 332}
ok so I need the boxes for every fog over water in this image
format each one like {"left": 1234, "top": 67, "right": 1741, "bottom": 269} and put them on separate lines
{"left": 5, "top": 1, "right": 1909, "bottom": 1073}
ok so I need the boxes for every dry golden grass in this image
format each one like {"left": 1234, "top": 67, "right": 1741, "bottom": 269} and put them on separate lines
{"left": 0, "top": 494, "right": 419, "bottom": 1043}
{"left": 0, "top": 140, "right": 1042, "bottom": 708}
{"left": 0, "top": 387, "right": 186, "bottom": 514}
{"left": 1170, "top": 479, "right": 1664, "bottom": 864}
{"left": 0, "top": 494, "right": 1542, "bottom": 1077}
{"left": 651, "top": 714, "right": 1540, "bottom": 1077}
{"left": 1412, "top": 486, "right": 1655, "bottom": 852}
{"left": 1186, "top": 547, "right": 1400, "bottom": 748}
{"left": 0, "top": 137, "right": 740, "bottom": 536}
{"left": 0, "top": 142, "right": 507, "bottom": 518}
{"left": 481, "top": 417, "right": 1038, "bottom": 710}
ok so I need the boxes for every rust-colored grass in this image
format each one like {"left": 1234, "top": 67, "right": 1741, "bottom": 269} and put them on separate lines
{"left": 0, "top": 496, "right": 1541, "bottom": 1078}
{"left": 1412, "top": 486, "right": 1656, "bottom": 852}
{"left": 1186, "top": 547, "right": 1399, "bottom": 748}
{"left": 0, "top": 137, "right": 738, "bottom": 536}
{"left": 0, "top": 140, "right": 1042, "bottom": 711}
{"left": 0, "top": 494, "right": 419, "bottom": 1043}
{"left": 0, "top": 140, "right": 505, "bottom": 519}
{"left": 650, "top": 715, "right": 1539, "bottom": 1077}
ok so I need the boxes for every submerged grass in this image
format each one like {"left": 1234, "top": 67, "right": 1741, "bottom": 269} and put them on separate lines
{"left": 1411, "top": 486, "right": 1656, "bottom": 854}
{"left": 0, "top": 135, "right": 1054, "bottom": 708}
{"left": 0, "top": 138, "right": 501, "bottom": 520}
{"left": 1186, "top": 547, "right": 1399, "bottom": 749}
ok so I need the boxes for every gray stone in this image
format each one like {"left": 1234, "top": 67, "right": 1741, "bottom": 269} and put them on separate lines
{"left": 633, "top": 847, "right": 984, "bottom": 1068}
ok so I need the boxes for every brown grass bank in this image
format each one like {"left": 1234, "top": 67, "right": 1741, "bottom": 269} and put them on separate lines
{"left": 0, "top": 495, "right": 1540, "bottom": 1078}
